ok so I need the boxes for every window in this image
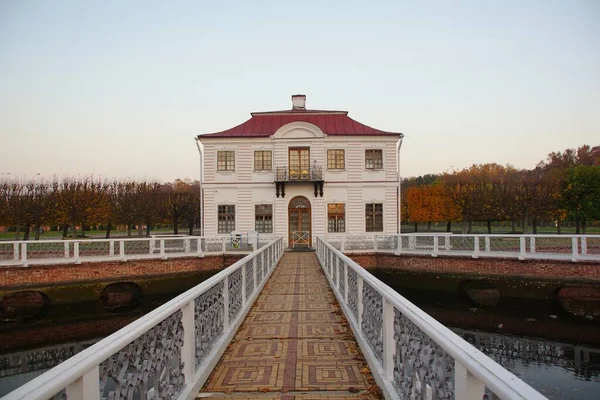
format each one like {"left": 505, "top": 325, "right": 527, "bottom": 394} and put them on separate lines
{"left": 365, "top": 149, "right": 383, "bottom": 169}
{"left": 255, "top": 204, "right": 273, "bottom": 233}
{"left": 218, "top": 205, "right": 235, "bottom": 233}
{"left": 328, "top": 203, "right": 345, "bottom": 233}
{"left": 327, "top": 149, "right": 345, "bottom": 169}
{"left": 365, "top": 203, "right": 383, "bottom": 232}
{"left": 217, "top": 151, "right": 235, "bottom": 171}
{"left": 254, "top": 151, "right": 272, "bottom": 171}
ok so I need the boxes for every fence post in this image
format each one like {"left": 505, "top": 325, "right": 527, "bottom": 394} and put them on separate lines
{"left": 530, "top": 236, "right": 536, "bottom": 254}
{"left": 21, "top": 243, "right": 28, "bottom": 267}
{"left": 109, "top": 240, "right": 115, "bottom": 256}
{"left": 485, "top": 236, "right": 490, "bottom": 253}
{"left": 374, "top": 235, "right": 378, "bottom": 250}
{"left": 571, "top": 237, "right": 579, "bottom": 262}
{"left": 149, "top": 238, "right": 155, "bottom": 254}
{"left": 341, "top": 236, "right": 346, "bottom": 252}
{"left": 197, "top": 238, "right": 204, "bottom": 257}
{"left": 383, "top": 298, "right": 394, "bottom": 381}
{"left": 395, "top": 234, "right": 402, "bottom": 255}
{"left": 472, "top": 236, "right": 479, "bottom": 259}
{"left": 357, "top": 276, "right": 364, "bottom": 329}
{"left": 222, "top": 237, "right": 227, "bottom": 253}
{"left": 455, "top": 362, "right": 485, "bottom": 400}
{"left": 519, "top": 236, "right": 526, "bottom": 260}
{"left": 65, "top": 366, "right": 100, "bottom": 400}
{"left": 223, "top": 275, "right": 230, "bottom": 331}
{"left": 119, "top": 240, "right": 126, "bottom": 261}
{"left": 581, "top": 237, "right": 587, "bottom": 255}
{"left": 184, "top": 238, "right": 190, "bottom": 253}
{"left": 181, "top": 301, "right": 195, "bottom": 384}
{"left": 445, "top": 235, "right": 451, "bottom": 251}
{"left": 64, "top": 242, "right": 70, "bottom": 258}
{"left": 13, "top": 243, "right": 19, "bottom": 261}
{"left": 160, "top": 239, "right": 166, "bottom": 260}
{"left": 432, "top": 236, "right": 438, "bottom": 257}
{"left": 74, "top": 242, "right": 81, "bottom": 264}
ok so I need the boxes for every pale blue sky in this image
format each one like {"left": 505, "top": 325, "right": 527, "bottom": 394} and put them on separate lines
{"left": 1, "top": 0, "right": 598, "bottom": 182}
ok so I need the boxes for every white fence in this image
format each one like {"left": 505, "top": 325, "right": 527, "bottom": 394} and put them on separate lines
{"left": 324, "top": 233, "right": 600, "bottom": 262}
{"left": 316, "top": 236, "right": 547, "bottom": 400}
{"left": 0, "top": 235, "right": 274, "bottom": 267}
{"left": 3, "top": 237, "right": 285, "bottom": 400}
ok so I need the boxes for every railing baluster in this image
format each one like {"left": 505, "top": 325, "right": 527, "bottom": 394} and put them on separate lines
{"left": 223, "top": 276, "right": 230, "bottom": 331}
{"left": 485, "top": 236, "right": 490, "bottom": 252}
{"left": 572, "top": 237, "right": 579, "bottom": 262}
{"left": 530, "top": 236, "right": 536, "bottom": 254}
{"left": 197, "top": 238, "right": 203, "bottom": 257}
{"left": 21, "top": 243, "right": 27, "bottom": 267}
{"left": 119, "top": 240, "right": 125, "bottom": 261}
{"left": 109, "top": 240, "right": 115, "bottom": 256}
{"left": 581, "top": 237, "right": 587, "bottom": 255}
{"left": 181, "top": 301, "right": 195, "bottom": 384}
{"left": 432, "top": 236, "right": 438, "bottom": 257}
{"left": 65, "top": 366, "right": 99, "bottom": 400}
{"left": 64, "top": 242, "right": 69, "bottom": 259}
{"left": 472, "top": 236, "right": 479, "bottom": 259}
{"left": 455, "top": 361, "right": 485, "bottom": 400}
{"left": 160, "top": 239, "right": 166, "bottom": 259}
{"left": 74, "top": 242, "right": 81, "bottom": 264}
{"left": 382, "top": 298, "right": 394, "bottom": 381}
{"left": 13, "top": 243, "right": 19, "bottom": 261}
{"left": 519, "top": 236, "right": 526, "bottom": 260}
{"left": 357, "top": 276, "right": 364, "bottom": 329}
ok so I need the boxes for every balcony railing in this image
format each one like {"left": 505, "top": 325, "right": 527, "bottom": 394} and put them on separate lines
{"left": 275, "top": 166, "right": 323, "bottom": 182}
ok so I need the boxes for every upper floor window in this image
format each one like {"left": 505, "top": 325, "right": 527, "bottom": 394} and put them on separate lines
{"left": 365, "top": 203, "right": 383, "bottom": 232}
{"left": 217, "top": 151, "right": 235, "bottom": 171}
{"left": 327, "top": 149, "right": 345, "bottom": 169}
{"left": 327, "top": 203, "right": 345, "bottom": 233}
{"left": 254, "top": 151, "right": 272, "bottom": 171}
{"left": 255, "top": 204, "right": 273, "bottom": 233}
{"left": 218, "top": 205, "right": 235, "bottom": 233}
{"left": 365, "top": 149, "right": 383, "bottom": 170}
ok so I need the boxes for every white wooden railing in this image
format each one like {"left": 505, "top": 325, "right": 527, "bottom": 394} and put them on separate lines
{"left": 324, "top": 233, "right": 600, "bottom": 262}
{"left": 3, "top": 237, "right": 285, "bottom": 400}
{"left": 0, "top": 235, "right": 274, "bottom": 267}
{"left": 316, "top": 236, "right": 547, "bottom": 400}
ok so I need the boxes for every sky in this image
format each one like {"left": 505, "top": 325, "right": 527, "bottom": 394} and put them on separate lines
{"left": 0, "top": 0, "right": 599, "bottom": 182}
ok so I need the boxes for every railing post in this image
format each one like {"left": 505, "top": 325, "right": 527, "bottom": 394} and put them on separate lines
{"left": 160, "top": 239, "right": 166, "bottom": 259}
{"left": 197, "top": 238, "right": 204, "bottom": 257}
{"left": 581, "top": 237, "right": 587, "bottom": 255}
{"left": 65, "top": 366, "right": 99, "bottom": 400}
{"left": 445, "top": 235, "right": 451, "bottom": 251}
{"left": 409, "top": 235, "right": 415, "bottom": 250}
{"left": 344, "top": 262, "right": 349, "bottom": 304}
{"left": 530, "top": 236, "right": 536, "bottom": 254}
{"left": 485, "top": 236, "right": 490, "bottom": 252}
{"left": 242, "top": 260, "right": 247, "bottom": 306}
{"left": 119, "top": 240, "right": 126, "bottom": 261}
{"left": 149, "top": 238, "right": 155, "bottom": 254}
{"left": 383, "top": 298, "right": 394, "bottom": 381}
{"left": 109, "top": 240, "right": 115, "bottom": 256}
{"left": 455, "top": 362, "right": 485, "bottom": 400}
{"left": 432, "top": 236, "right": 438, "bottom": 257}
{"left": 571, "top": 237, "right": 579, "bottom": 262}
{"left": 341, "top": 236, "right": 346, "bottom": 252}
{"left": 374, "top": 235, "right": 378, "bottom": 250}
{"left": 222, "top": 237, "right": 227, "bottom": 253}
{"left": 472, "top": 236, "right": 479, "bottom": 259}
{"left": 519, "top": 236, "right": 526, "bottom": 260}
{"left": 20, "top": 242, "right": 28, "bottom": 267}
{"left": 357, "top": 276, "right": 364, "bottom": 328}
{"left": 184, "top": 238, "right": 190, "bottom": 253}
{"left": 253, "top": 256, "right": 258, "bottom": 293}
{"left": 13, "top": 243, "right": 19, "bottom": 260}
{"left": 223, "top": 275, "right": 230, "bottom": 331}
{"left": 395, "top": 234, "right": 402, "bottom": 255}
{"left": 64, "top": 242, "right": 70, "bottom": 258}
{"left": 74, "top": 242, "right": 81, "bottom": 264}
{"left": 181, "top": 300, "right": 195, "bottom": 384}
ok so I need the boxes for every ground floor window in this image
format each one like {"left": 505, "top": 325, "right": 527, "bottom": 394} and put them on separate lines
{"left": 255, "top": 204, "right": 273, "bottom": 233}
{"left": 327, "top": 203, "right": 345, "bottom": 232}
{"left": 365, "top": 203, "right": 383, "bottom": 232}
{"left": 218, "top": 205, "right": 235, "bottom": 233}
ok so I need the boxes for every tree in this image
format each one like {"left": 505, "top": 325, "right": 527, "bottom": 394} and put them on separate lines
{"left": 562, "top": 165, "right": 600, "bottom": 233}
{"left": 54, "top": 176, "right": 107, "bottom": 238}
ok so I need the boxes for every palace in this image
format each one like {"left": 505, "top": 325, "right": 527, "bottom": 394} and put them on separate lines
{"left": 195, "top": 95, "right": 403, "bottom": 248}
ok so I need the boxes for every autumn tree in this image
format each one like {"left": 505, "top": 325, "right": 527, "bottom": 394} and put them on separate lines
{"left": 54, "top": 176, "right": 107, "bottom": 238}
{"left": 562, "top": 165, "right": 600, "bottom": 233}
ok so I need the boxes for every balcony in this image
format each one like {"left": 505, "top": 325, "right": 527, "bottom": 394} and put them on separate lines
{"left": 274, "top": 165, "right": 324, "bottom": 198}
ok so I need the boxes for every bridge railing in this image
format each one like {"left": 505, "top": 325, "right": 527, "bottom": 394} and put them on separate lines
{"left": 0, "top": 234, "right": 276, "bottom": 267}
{"left": 3, "top": 237, "right": 285, "bottom": 400}
{"left": 316, "top": 236, "right": 547, "bottom": 400}
{"left": 324, "top": 233, "right": 600, "bottom": 262}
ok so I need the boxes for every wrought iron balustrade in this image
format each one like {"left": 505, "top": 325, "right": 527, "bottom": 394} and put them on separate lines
{"left": 315, "top": 236, "right": 547, "bottom": 400}
{"left": 3, "top": 237, "right": 285, "bottom": 400}
{"left": 275, "top": 165, "right": 323, "bottom": 182}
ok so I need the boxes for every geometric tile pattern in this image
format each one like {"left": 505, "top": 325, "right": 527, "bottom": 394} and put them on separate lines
{"left": 198, "top": 252, "right": 381, "bottom": 399}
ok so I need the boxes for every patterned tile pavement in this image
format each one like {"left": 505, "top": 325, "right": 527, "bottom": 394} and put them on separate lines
{"left": 198, "top": 252, "right": 382, "bottom": 399}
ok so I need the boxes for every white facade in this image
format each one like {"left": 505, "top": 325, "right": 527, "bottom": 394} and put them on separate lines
{"left": 197, "top": 97, "right": 403, "bottom": 248}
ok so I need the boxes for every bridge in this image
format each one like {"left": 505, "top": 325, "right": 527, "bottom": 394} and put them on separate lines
{"left": 2, "top": 234, "right": 599, "bottom": 399}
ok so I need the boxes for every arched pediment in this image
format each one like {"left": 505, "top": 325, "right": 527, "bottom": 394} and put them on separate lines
{"left": 271, "top": 122, "right": 325, "bottom": 139}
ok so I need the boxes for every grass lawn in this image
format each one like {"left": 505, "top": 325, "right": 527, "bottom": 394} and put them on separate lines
{"left": 401, "top": 223, "right": 600, "bottom": 235}
{"left": 0, "top": 228, "right": 184, "bottom": 241}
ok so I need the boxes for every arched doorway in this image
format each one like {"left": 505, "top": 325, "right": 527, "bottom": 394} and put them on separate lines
{"left": 288, "top": 196, "right": 311, "bottom": 248}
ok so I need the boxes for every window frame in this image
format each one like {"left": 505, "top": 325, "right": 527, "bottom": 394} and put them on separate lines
{"left": 365, "top": 149, "right": 383, "bottom": 170}
{"left": 217, "top": 151, "right": 235, "bottom": 172}
{"left": 254, "top": 150, "right": 272, "bottom": 171}
{"left": 327, "top": 203, "right": 346, "bottom": 233}
{"left": 365, "top": 203, "right": 383, "bottom": 232}
{"left": 254, "top": 204, "right": 273, "bottom": 233}
{"left": 327, "top": 149, "right": 345, "bottom": 170}
{"left": 217, "top": 204, "right": 236, "bottom": 234}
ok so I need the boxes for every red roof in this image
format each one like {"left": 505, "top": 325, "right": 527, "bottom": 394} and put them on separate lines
{"left": 198, "top": 110, "right": 402, "bottom": 138}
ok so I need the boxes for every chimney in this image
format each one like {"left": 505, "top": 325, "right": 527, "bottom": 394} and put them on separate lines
{"left": 291, "top": 94, "right": 306, "bottom": 110}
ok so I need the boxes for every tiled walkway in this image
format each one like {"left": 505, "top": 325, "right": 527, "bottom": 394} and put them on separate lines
{"left": 197, "top": 252, "right": 381, "bottom": 399}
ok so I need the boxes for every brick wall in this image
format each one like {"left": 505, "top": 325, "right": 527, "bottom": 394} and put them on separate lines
{"left": 348, "top": 253, "right": 600, "bottom": 282}
{"left": 0, "top": 255, "right": 244, "bottom": 289}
